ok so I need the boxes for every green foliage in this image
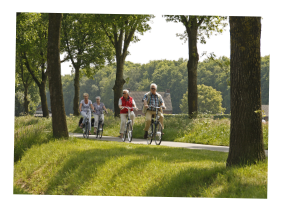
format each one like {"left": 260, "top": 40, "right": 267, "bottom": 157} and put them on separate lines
{"left": 213, "top": 114, "right": 231, "bottom": 120}
{"left": 15, "top": 91, "right": 25, "bottom": 116}
{"left": 180, "top": 84, "right": 226, "bottom": 114}
{"left": 61, "top": 13, "right": 115, "bottom": 76}
{"left": 197, "top": 56, "right": 231, "bottom": 113}
{"left": 164, "top": 15, "right": 228, "bottom": 44}
{"left": 261, "top": 55, "right": 269, "bottom": 105}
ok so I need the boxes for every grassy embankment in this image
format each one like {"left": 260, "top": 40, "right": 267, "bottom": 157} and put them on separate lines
{"left": 14, "top": 116, "right": 267, "bottom": 198}
{"left": 70, "top": 111, "right": 269, "bottom": 150}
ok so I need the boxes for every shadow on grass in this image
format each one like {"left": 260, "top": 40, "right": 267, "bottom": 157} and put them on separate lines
{"left": 145, "top": 166, "right": 226, "bottom": 197}
{"left": 44, "top": 143, "right": 227, "bottom": 195}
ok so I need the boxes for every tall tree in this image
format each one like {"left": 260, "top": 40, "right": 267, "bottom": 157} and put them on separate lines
{"left": 15, "top": 55, "right": 33, "bottom": 114}
{"left": 226, "top": 16, "right": 265, "bottom": 167}
{"left": 61, "top": 13, "right": 114, "bottom": 116}
{"left": 97, "top": 14, "right": 154, "bottom": 117}
{"left": 47, "top": 13, "right": 68, "bottom": 138}
{"left": 164, "top": 16, "right": 227, "bottom": 118}
{"left": 16, "top": 13, "right": 50, "bottom": 117}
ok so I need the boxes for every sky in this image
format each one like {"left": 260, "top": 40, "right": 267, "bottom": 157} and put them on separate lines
{"left": 2, "top": 0, "right": 284, "bottom": 211}
{"left": 61, "top": 15, "right": 271, "bottom": 75}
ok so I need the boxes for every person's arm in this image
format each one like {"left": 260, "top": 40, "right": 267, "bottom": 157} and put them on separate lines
{"left": 79, "top": 103, "right": 82, "bottom": 112}
{"left": 160, "top": 97, "right": 166, "bottom": 109}
{"left": 143, "top": 95, "right": 148, "bottom": 108}
{"left": 91, "top": 104, "right": 95, "bottom": 112}
{"left": 132, "top": 99, "right": 138, "bottom": 110}
{"left": 103, "top": 105, "right": 108, "bottom": 113}
{"left": 118, "top": 98, "right": 123, "bottom": 110}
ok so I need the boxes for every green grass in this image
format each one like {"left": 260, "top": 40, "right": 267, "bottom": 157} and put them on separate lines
{"left": 14, "top": 116, "right": 54, "bottom": 162}
{"left": 13, "top": 137, "right": 267, "bottom": 198}
{"left": 68, "top": 114, "right": 269, "bottom": 150}
{"left": 13, "top": 116, "right": 268, "bottom": 197}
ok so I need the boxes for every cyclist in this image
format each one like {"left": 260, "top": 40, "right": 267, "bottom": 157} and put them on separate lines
{"left": 142, "top": 83, "right": 166, "bottom": 139}
{"left": 79, "top": 93, "right": 95, "bottom": 135}
{"left": 118, "top": 89, "right": 138, "bottom": 138}
{"left": 92, "top": 96, "right": 108, "bottom": 134}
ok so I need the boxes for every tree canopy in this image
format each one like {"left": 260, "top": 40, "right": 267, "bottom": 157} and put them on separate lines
{"left": 180, "top": 84, "right": 226, "bottom": 114}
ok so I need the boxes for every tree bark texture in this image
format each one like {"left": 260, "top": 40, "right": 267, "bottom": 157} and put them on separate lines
{"left": 39, "top": 80, "right": 49, "bottom": 117}
{"left": 226, "top": 16, "right": 265, "bottom": 167}
{"left": 47, "top": 13, "right": 69, "bottom": 139}
{"left": 73, "top": 67, "right": 80, "bottom": 116}
{"left": 186, "top": 23, "right": 198, "bottom": 118}
{"left": 113, "top": 56, "right": 125, "bottom": 117}
{"left": 40, "top": 59, "right": 49, "bottom": 118}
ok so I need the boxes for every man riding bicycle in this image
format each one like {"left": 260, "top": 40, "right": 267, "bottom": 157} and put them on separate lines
{"left": 118, "top": 89, "right": 138, "bottom": 138}
{"left": 142, "top": 83, "right": 166, "bottom": 139}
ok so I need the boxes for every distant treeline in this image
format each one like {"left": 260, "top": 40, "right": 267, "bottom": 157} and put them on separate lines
{"left": 44, "top": 55, "right": 269, "bottom": 115}
{"left": 15, "top": 56, "right": 269, "bottom": 116}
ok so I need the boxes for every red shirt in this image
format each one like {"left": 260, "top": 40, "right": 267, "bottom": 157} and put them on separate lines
{"left": 120, "top": 96, "right": 133, "bottom": 114}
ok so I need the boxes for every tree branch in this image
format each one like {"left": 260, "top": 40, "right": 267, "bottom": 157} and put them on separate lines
{"left": 101, "top": 23, "right": 115, "bottom": 47}
{"left": 197, "top": 16, "right": 205, "bottom": 26}
{"left": 122, "top": 20, "right": 138, "bottom": 60}
{"left": 22, "top": 52, "right": 40, "bottom": 87}
{"left": 60, "top": 55, "right": 70, "bottom": 63}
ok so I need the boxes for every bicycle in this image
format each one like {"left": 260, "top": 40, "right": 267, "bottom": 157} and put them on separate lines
{"left": 82, "top": 110, "right": 91, "bottom": 138}
{"left": 121, "top": 106, "right": 138, "bottom": 142}
{"left": 147, "top": 105, "right": 165, "bottom": 145}
{"left": 95, "top": 110, "right": 105, "bottom": 139}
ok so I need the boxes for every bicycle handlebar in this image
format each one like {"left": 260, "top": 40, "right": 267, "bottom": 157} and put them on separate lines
{"left": 148, "top": 105, "right": 166, "bottom": 109}
{"left": 121, "top": 106, "right": 138, "bottom": 111}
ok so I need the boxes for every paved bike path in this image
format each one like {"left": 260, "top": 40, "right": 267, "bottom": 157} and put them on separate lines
{"left": 69, "top": 133, "right": 268, "bottom": 157}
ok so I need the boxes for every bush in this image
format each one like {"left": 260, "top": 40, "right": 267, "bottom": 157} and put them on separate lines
{"left": 213, "top": 114, "right": 231, "bottom": 120}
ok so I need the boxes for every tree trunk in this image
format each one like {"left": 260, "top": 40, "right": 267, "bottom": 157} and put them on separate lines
{"left": 39, "top": 80, "right": 49, "bottom": 117}
{"left": 113, "top": 56, "right": 125, "bottom": 117}
{"left": 226, "top": 16, "right": 265, "bottom": 167}
{"left": 47, "top": 13, "right": 69, "bottom": 139}
{"left": 73, "top": 67, "right": 80, "bottom": 116}
{"left": 187, "top": 24, "right": 198, "bottom": 118}
{"left": 24, "top": 86, "right": 29, "bottom": 115}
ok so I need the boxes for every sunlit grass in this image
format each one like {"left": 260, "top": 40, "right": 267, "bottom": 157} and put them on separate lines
{"left": 13, "top": 138, "right": 267, "bottom": 198}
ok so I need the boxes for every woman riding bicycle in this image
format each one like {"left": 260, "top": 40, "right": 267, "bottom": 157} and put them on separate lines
{"left": 79, "top": 93, "right": 95, "bottom": 135}
{"left": 92, "top": 96, "right": 108, "bottom": 134}
{"left": 118, "top": 89, "right": 137, "bottom": 138}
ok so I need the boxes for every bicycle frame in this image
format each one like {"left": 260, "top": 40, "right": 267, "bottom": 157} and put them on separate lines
{"left": 147, "top": 105, "right": 164, "bottom": 144}
{"left": 121, "top": 106, "right": 137, "bottom": 142}
{"left": 121, "top": 106, "right": 134, "bottom": 130}
{"left": 83, "top": 110, "right": 91, "bottom": 138}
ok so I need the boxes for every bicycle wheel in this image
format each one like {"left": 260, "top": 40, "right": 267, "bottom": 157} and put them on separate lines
{"left": 147, "top": 124, "right": 153, "bottom": 145}
{"left": 83, "top": 126, "right": 86, "bottom": 138}
{"left": 122, "top": 123, "right": 127, "bottom": 142}
{"left": 127, "top": 123, "right": 132, "bottom": 142}
{"left": 86, "top": 121, "right": 89, "bottom": 138}
{"left": 154, "top": 122, "right": 163, "bottom": 145}
{"left": 99, "top": 122, "right": 103, "bottom": 139}
{"left": 96, "top": 122, "right": 100, "bottom": 138}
